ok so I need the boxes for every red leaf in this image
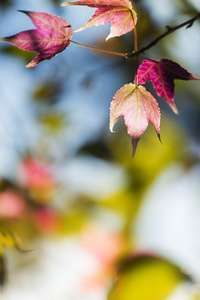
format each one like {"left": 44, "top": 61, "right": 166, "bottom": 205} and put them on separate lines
{"left": 136, "top": 58, "right": 198, "bottom": 114}
{"left": 110, "top": 83, "right": 160, "bottom": 156}
{"left": 61, "top": 0, "right": 137, "bottom": 40}
{"left": 0, "top": 11, "right": 73, "bottom": 67}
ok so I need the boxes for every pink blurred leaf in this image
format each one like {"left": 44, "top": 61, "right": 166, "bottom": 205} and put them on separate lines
{"left": 80, "top": 225, "right": 125, "bottom": 290}
{"left": 18, "top": 157, "right": 54, "bottom": 191}
{"left": 0, "top": 190, "right": 25, "bottom": 219}
{"left": 33, "top": 208, "right": 60, "bottom": 232}
{"left": 81, "top": 225, "right": 124, "bottom": 266}
{"left": 61, "top": 0, "right": 137, "bottom": 40}
{"left": 110, "top": 83, "right": 160, "bottom": 156}
{"left": 135, "top": 58, "right": 199, "bottom": 114}
{"left": 18, "top": 156, "right": 55, "bottom": 204}
{"left": 0, "top": 11, "right": 73, "bottom": 67}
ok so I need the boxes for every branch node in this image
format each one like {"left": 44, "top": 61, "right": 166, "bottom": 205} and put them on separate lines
{"left": 165, "top": 25, "right": 172, "bottom": 30}
{"left": 127, "top": 12, "right": 200, "bottom": 59}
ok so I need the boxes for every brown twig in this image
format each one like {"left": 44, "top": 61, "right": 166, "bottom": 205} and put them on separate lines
{"left": 70, "top": 40, "right": 127, "bottom": 57}
{"left": 126, "top": 12, "right": 200, "bottom": 58}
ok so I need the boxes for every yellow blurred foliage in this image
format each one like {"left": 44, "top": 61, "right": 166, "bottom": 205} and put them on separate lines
{"left": 108, "top": 255, "right": 186, "bottom": 300}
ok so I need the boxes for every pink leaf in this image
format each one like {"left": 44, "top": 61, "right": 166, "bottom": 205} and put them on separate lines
{"left": 136, "top": 58, "right": 198, "bottom": 114}
{"left": 18, "top": 157, "right": 54, "bottom": 191}
{"left": 0, "top": 11, "right": 73, "bottom": 67}
{"left": 33, "top": 208, "right": 60, "bottom": 232}
{"left": 61, "top": 0, "right": 137, "bottom": 40}
{"left": 110, "top": 83, "right": 160, "bottom": 156}
{"left": 18, "top": 156, "right": 55, "bottom": 203}
{"left": 0, "top": 190, "right": 25, "bottom": 219}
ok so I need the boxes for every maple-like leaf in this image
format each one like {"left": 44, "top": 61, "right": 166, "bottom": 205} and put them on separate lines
{"left": 135, "top": 58, "right": 198, "bottom": 114}
{"left": 61, "top": 0, "right": 137, "bottom": 40}
{"left": 0, "top": 11, "right": 73, "bottom": 68}
{"left": 110, "top": 83, "right": 160, "bottom": 155}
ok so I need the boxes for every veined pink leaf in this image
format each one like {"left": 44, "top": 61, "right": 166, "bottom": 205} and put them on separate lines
{"left": 61, "top": 0, "right": 137, "bottom": 40}
{"left": 135, "top": 59, "right": 198, "bottom": 114}
{"left": 0, "top": 11, "right": 73, "bottom": 68}
{"left": 110, "top": 83, "right": 160, "bottom": 156}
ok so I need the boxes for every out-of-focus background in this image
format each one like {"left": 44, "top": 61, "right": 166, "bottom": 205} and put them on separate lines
{"left": 0, "top": 0, "right": 200, "bottom": 299}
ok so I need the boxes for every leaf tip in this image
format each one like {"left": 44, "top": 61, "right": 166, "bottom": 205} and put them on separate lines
{"left": 17, "top": 9, "right": 29, "bottom": 15}
{"left": 105, "top": 32, "right": 115, "bottom": 41}
{"left": 157, "top": 133, "right": 162, "bottom": 145}
{"left": 26, "top": 61, "right": 37, "bottom": 68}
{"left": 74, "top": 27, "right": 84, "bottom": 33}
{"left": 168, "top": 102, "right": 179, "bottom": 115}
{"left": 61, "top": 2, "right": 69, "bottom": 6}
{"left": 173, "top": 106, "right": 179, "bottom": 115}
{"left": 131, "top": 137, "right": 140, "bottom": 158}
{"left": 109, "top": 119, "right": 116, "bottom": 134}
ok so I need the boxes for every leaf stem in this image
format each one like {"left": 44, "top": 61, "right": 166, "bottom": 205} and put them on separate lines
{"left": 132, "top": 13, "right": 138, "bottom": 84}
{"left": 131, "top": 10, "right": 138, "bottom": 52}
{"left": 127, "top": 12, "right": 200, "bottom": 58}
{"left": 133, "top": 24, "right": 138, "bottom": 52}
{"left": 70, "top": 40, "right": 127, "bottom": 57}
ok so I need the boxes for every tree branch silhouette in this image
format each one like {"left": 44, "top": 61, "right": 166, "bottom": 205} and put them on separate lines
{"left": 127, "top": 12, "right": 200, "bottom": 58}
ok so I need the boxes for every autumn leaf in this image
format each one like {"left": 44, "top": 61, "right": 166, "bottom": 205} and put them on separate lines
{"left": 61, "top": 0, "right": 137, "bottom": 40}
{"left": 135, "top": 58, "right": 198, "bottom": 114}
{"left": 110, "top": 83, "right": 160, "bottom": 156}
{"left": 0, "top": 11, "right": 73, "bottom": 67}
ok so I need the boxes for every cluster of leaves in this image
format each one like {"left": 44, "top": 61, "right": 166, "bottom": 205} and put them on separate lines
{"left": 0, "top": 1, "right": 199, "bottom": 156}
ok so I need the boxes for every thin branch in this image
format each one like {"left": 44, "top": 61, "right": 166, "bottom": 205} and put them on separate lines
{"left": 71, "top": 40, "right": 127, "bottom": 57}
{"left": 127, "top": 12, "right": 200, "bottom": 58}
